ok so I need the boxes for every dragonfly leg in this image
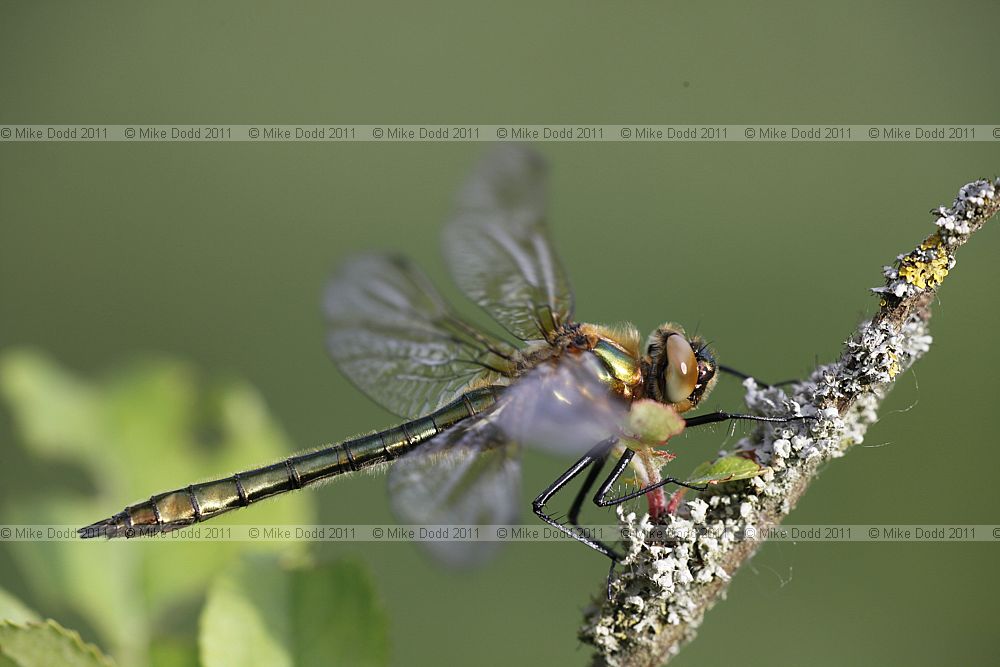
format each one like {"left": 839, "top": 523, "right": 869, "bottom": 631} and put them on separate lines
{"left": 590, "top": 449, "right": 708, "bottom": 600}
{"left": 564, "top": 452, "right": 627, "bottom": 567}
{"left": 684, "top": 411, "right": 811, "bottom": 429}
{"left": 718, "top": 365, "right": 797, "bottom": 388}
{"left": 593, "top": 448, "right": 707, "bottom": 508}
{"left": 531, "top": 440, "right": 620, "bottom": 561}
{"left": 566, "top": 452, "right": 608, "bottom": 526}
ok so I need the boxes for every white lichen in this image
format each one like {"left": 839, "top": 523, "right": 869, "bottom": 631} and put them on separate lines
{"left": 580, "top": 313, "right": 932, "bottom": 664}
{"left": 934, "top": 178, "right": 998, "bottom": 240}
{"left": 581, "top": 176, "right": 998, "bottom": 667}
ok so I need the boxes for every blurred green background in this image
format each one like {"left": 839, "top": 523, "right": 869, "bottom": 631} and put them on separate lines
{"left": 1, "top": 1, "right": 998, "bottom": 665}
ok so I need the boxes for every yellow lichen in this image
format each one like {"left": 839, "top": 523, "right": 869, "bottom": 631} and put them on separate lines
{"left": 887, "top": 351, "right": 900, "bottom": 378}
{"left": 897, "top": 234, "right": 950, "bottom": 290}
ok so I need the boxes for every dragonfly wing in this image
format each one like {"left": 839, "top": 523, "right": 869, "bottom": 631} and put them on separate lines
{"left": 387, "top": 414, "right": 520, "bottom": 567}
{"left": 387, "top": 353, "right": 626, "bottom": 565}
{"left": 444, "top": 145, "right": 574, "bottom": 342}
{"left": 493, "top": 352, "right": 629, "bottom": 456}
{"left": 325, "top": 254, "right": 517, "bottom": 419}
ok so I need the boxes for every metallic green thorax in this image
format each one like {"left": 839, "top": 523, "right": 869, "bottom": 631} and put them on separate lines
{"left": 83, "top": 387, "right": 499, "bottom": 538}
{"left": 589, "top": 338, "right": 643, "bottom": 394}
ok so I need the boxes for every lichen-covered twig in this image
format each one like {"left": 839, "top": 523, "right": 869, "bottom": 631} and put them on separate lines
{"left": 580, "top": 177, "right": 1000, "bottom": 667}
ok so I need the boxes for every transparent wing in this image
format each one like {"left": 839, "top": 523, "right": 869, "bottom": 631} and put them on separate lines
{"left": 325, "top": 254, "right": 516, "bottom": 419}
{"left": 492, "top": 352, "right": 628, "bottom": 456}
{"left": 388, "top": 415, "right": 520, "bottom": 567}
{"left": 387, "top": 352, "right": 628, "bottom": 566}
{"left": 444, "top": 145, "right": 574, "bottom": 342}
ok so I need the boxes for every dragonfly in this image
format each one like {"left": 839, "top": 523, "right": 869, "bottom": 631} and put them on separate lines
{"left": 79, "top": 145, "right": 801, "bottom": 566}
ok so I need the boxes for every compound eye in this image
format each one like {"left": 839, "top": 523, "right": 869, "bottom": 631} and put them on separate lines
{"left": 664, "top": 335, "right": 698, "bottom": 404}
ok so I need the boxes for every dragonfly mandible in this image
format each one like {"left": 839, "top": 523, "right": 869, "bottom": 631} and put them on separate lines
{"left": 79, "top": 145, "right": 801, "bottom": 566}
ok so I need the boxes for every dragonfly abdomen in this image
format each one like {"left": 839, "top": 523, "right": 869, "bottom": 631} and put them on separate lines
{"left": 79, "top": 387, "right": 499, "bottom": 539}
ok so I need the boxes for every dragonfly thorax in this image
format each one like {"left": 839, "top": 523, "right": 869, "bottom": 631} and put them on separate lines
{"left": 528, "top": 320, "right": 718, "bottom": 413}
{"left": 509, "top": 321, "right": 644, "bottom": 400}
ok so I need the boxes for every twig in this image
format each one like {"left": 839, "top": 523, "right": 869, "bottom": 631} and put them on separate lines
{"left": 579, "top": 177, "right": 1000, "bottom": 667}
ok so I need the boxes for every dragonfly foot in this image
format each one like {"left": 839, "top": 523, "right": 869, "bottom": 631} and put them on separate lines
{"left": 606, "top": 559, "right": 618, "bottom": 601}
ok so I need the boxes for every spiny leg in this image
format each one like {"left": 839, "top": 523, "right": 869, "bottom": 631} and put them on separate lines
{"left": 590, "top": 414, "right": 808, "bottom": 512}
{"left": 593, "top": 448, "right": 707, "bottom": 508}
{"left": 532, "top": 440, "right": 619, "bottom": 560}
{"left": 567, "top": 452, "right": 608, "bottom": 526}
{"left": 684, "top": 411, "right": 810, "bottom": 429}
{"left": 564, "top": 451, "right": 625, "bottom": 563}
{"left": 718, "top": 364, "right": 798, "bottom": 388}
{"left": 569, "top": 452, "right": 629, "bottom": 601}
{"left": 590, "top": 413, "right": 810, "bottom": 506}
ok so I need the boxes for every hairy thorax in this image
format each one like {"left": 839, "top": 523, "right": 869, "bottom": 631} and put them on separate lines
{"left": 513, "top": 321, "right": 646, "bottom": 401}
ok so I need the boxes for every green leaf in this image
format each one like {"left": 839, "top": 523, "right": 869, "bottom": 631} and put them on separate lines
{"left": 199, "top": 557, "right": 293, "bottom": 667}
{"left": 0, "top": 350, "right": 102, "bottom": 461}
{"left": 289, "top": 561, "right": 388, "bottom": 667}
{"left": 0, "top": 350, "right": 315, "bottom": 667}
{"left": 0, "top": 590, "right": 38, "bottom": 624}
{"left": 148, "top": 637, "right": 198, "bottom": 667}
{"left": 200, "top": 557, "right": 388, "bottom": 667}
{"left": 0, "top": 620, "right": 114, "bottom": 667}
{"left": 685, "top": 455, "right": 765, "bottom": 487}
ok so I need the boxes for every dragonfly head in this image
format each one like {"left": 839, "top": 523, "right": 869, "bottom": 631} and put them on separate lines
{"left": 644, "top": 324, "right": 718, "bottom": 412}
